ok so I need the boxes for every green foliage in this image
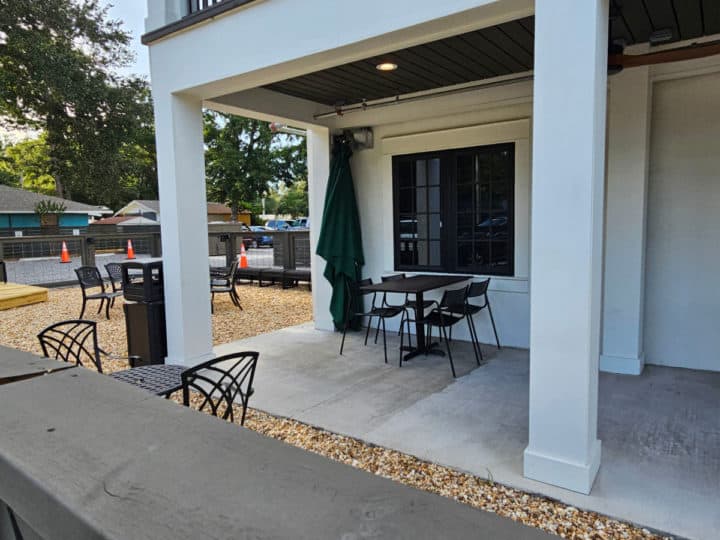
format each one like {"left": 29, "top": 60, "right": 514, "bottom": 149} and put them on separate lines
{"left": 34, "top": 199, "right": 66, "bottom": 216}
{"left": 0, "top": 135, "right": 55, "bottom": 194}
{"left": 277, "top": 180, "right": 309, "bottom": 217}
{"left": 0, "top": 0, "right": 158, "bottom": 208}
{"left": 203, "top": 111, "right": 307, "bottom": 217}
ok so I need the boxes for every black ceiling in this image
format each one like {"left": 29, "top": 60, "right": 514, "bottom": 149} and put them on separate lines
{"left": 263, "top": 1, "right": 720, "bottom": 107}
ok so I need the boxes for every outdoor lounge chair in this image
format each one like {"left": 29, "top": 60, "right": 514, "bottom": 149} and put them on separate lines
{"left": 181, "top": 351, "right": 258, "bottom": 426}
{"left": 75, "top": 266, "right": 123, "bottom": 320}
{"left": 37, "top": 319, "right": 138, "bottom": 374}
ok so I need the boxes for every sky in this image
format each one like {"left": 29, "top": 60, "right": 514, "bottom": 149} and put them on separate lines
{"left": 104, "top": 0, "right": 150, "bottom": 79}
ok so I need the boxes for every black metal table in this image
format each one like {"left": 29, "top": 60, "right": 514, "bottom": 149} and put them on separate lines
{"left": 109, "top": 364, "right": 185, "bottom": 397}
{"left": 360, "top": 274, "right": 470, "bottom": 360}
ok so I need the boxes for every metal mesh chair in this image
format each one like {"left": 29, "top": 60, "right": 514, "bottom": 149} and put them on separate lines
{"left": 210, "top": 260, "right": 241, "bottom": 314}
{"left": 75, "top": 266, "right": 122, "bottom": 319}
{"left": 401, "top": 286, "right": 479, "bottom": 377}
{"left": 463, "top": 279, "right": 501, "bottom": 350}
{"left": 38, "top": 320, "right": 138, "bottom": 374}
{"left": 339, "top": 278, "right": 405, "bottom": 364}
{"left": 181, "top": 351, "right": 259, "bottom": 425}
{"left": 104, "top": 262, "right": 123, "bottom": 293}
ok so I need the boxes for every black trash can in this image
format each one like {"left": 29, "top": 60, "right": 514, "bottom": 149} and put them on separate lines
{"left": 121, "top": 259, "right": 167, "bottom": 366}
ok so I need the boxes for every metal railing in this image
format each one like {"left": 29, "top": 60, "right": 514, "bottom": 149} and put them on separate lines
{"left": 0, "top": 225, "right": 311, "bottom": 286}
{"left": 188, "top": 0, "right": 230, "bottom": 14}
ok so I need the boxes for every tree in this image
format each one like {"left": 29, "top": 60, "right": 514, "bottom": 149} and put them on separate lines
{"left": 0, "top": 0, "right": 157, "bottom": 208}
{"left": 0, "top": 134, "right": 56, "bottom": 194}
{"left": 277, "top": 180, "right": 309, "bottom": 217}
{"left": 203, "top": 111, "right": 308, "bottom": 219}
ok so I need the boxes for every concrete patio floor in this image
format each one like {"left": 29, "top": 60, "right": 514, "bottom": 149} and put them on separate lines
{"left": 215, "top": 323, "right": 720, "bottom": 539}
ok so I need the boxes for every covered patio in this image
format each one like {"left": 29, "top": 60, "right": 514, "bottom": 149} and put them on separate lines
{"left": 216, "top": 324, "right": 720, "bottom": 539}
{"left": 144, "top": 0, "right": 720, "bottom": 537}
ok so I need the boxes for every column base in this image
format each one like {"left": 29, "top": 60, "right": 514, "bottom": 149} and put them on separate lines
{"left": 165, "top": 351, "right": 215, "bottom": 367}
{"left": 600, "top": 353, "right": 644, "bottom": 375}
{"left": 523, "top": 439, "right": 601, "bottom": 494}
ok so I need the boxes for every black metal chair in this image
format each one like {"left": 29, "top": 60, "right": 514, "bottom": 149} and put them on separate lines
{"left": 37, "top": 320, "right": 138, "bottom": 374}
{"left": 339, "top": 278, "right": 405, "bottom": 364}
{"left": 181, "top": 351, "right": 259, "bottom": 426}
{"left": 75, "top": 266, "right": 122, "bottom": 320}
{"left": 462, "top": 279, "right": 501, "bottom": 350}
{"left": 104, "top": 262, "right": 124, "bottom": 308}
{"left": 401, "top": 286, "right": 480, "bottom": 377}
{"left": 210, "top": 260, "right": 242, "bottom": 314}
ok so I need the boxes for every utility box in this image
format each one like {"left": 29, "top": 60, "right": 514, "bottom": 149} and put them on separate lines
{"left": 121, "top": 259, "right": 166, "bottom": 366}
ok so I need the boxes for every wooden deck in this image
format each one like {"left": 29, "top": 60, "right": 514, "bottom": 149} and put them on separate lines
{"left": 0, "top": 282, "right": 49, "bottom": 310}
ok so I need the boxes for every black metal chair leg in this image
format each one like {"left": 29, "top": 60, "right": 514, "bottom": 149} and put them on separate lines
{"left": 340, "top": 304, "right": 352, "bottom": 355}
{"left": 398, "top": 317, "right": 405, "bottom": 367}
{"left": 381, "top": 317, "right": 388, "bottom": 364}
{"left": 364, "top": 316, "right": 374, "bottom": 346}
{"left": 211, "top": 293, "right": 215, "bottom": 314}
{"left": 467, "top": 314, "right": 482, "bottom": 365}
{"left": 79, "top": 298, "right": 87, "bottom": 319}
{"left": 405, "top": 313, "right": 413, "bottom": 349}
{"left": 449, "top": 325, "right": 453, "bottom": 343}
{"left": 374, "top": 316, "right": 381, "bottom": 344}
{"left": 96, "top": 298, "right": 104, "bottom": 315}
{"left": 487, "top": 301, "right": 501, "bottom": 349}
{"left": 440, "top": 325, "right": 456, "bottom": 378}
{"left": 105, "top": 297, "right": 111, "bottom": 319}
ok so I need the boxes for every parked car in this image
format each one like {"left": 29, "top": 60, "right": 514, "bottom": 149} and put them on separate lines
{"left": 249, "top": 225, "right": 273, "bottom": 247}
{"left": 264, "top": 219, "right": 292, "bottom": 231}
{"left": 291, "top": 217, "right": 310, "bottom": 229}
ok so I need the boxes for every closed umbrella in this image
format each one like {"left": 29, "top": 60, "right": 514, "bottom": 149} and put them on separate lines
{"left": 316, "top": 140, "right": 364, "bottom": 329}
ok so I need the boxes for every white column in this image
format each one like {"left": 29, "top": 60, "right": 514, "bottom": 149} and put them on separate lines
{"left": 524, "top": 0, "right": 609, "bottom": 494}
{"left": 601, "top": 67, "right": 651, "bottom": 375}
{"left": 306, "top": 126, "right": 334, "bottom": 331}
{"left": 153, "top": 92, "right": 214, "bottom": 366}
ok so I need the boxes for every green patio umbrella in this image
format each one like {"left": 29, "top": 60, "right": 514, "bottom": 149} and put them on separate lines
{"left": 316, "top": 140, "right": 365, "bottom": 330}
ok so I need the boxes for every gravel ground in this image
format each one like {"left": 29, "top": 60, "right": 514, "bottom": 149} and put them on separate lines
{"left": 0, "top": 287, "right": 672, "bottom": 539}
{"left": 0, "top": 283, "right": 313, "bottom": 373}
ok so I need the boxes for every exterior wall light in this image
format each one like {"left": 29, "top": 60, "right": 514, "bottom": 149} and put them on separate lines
{"left": 376, "top": 62, "right": 398, "bottom": 71}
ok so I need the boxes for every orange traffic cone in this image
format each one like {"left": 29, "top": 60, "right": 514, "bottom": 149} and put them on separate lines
{"left": 60, "top": 241, "right": 71, "bottom": 263}
{"left": 239, "top": 242, "right": 248, "bottom": 268}
{"left": 126, "top": 239, "right": 136, "bottom": 260}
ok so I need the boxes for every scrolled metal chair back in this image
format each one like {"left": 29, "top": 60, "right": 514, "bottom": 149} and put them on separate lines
{"left": 37, "top": 320, "right": 103, "bottom": 373}
{"left": 104, "top": 263, "right": 123, "bottom": 292}
{"left": 182, "top": 351, "right": 259, "bottom": 425}
{"left": 75, "top": 266, "right": 105, "bottom": 291}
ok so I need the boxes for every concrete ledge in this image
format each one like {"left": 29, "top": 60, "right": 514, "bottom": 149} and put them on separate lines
{"left": 523, "top": 440, "right": 602, "bottom": 495}
{"left": 600, "top": 353, "right": 644, "bottom": 375}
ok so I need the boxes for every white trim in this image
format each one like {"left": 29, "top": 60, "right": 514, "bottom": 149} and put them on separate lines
{"left": 0, "top": 210, "right": 111, "bottom": 215}
{"left": 523, "top": 440, "right": 602, "bottom": 495}
{"left": 115, "top": 200, "right": 159, "bottom": 217}
{"left": 600, "top": 353, "right": 645, "bottom": 375}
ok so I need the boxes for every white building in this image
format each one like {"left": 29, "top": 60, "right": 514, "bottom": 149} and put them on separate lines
{"left": 143, "top": 0, "right": 719, "bottom": 500}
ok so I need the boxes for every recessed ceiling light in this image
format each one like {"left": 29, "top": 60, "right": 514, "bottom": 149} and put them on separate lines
{"left": 376, "top": 62, "right": 398, "bottom": 71}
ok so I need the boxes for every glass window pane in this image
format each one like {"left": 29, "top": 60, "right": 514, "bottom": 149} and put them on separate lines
{"left": 416, "top": 214, "right": 428, "bottom": 240}
{"left": 398, "top": 188, "right": 413, "bottom": 213}
{"left": 429, "top": 186, "right": 440, "bottom": 212}
{"left": 457, "top": 213, "right": 473, "bottom": 240}
{"left": 416, "top": 187, "right": 427, "bottom": 213}
{"left": 415, "top": 160, "right": 426, "bottom": 187}
{"left": 428, "top": 158, "right": 441, "bottom": 186}
{"left": 457, "top": 242, "right": 473, "bottom": 268}
{"left": 416, "top": 241, "right": 428, "bottom": 266}
{"left": 429, "top": 214, "right": 441, "bottom": 239}
{"left": 457, "top": 154, "right": 474, "bottom": 185}
{"left": 429, "top": 241, "right": 441, "bottom": 266}
{"left": 399, "top": 217, "right": 417, "bottom": 240}
{"left": 457, "top": 183, "right": 472, "bottom": 212}
{"left": 474, "top": 241, "right": 490, "bottom": 268}
{"left": 398, "top": 160, "right": 413, "bottom": 188}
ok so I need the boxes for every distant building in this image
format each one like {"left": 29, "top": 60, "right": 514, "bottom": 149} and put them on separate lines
{"left": 0, "top": 185, "right": 111, "bottom": 232}
{"left": 114, "top": 200, "right": 251, "bottom": 226}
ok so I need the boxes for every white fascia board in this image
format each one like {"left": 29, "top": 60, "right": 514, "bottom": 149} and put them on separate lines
{"left": 115, "top": 201, "right": 158, "bottom": 216}
{"left": 148, "top": 0, "right": 533, "bottom": 99}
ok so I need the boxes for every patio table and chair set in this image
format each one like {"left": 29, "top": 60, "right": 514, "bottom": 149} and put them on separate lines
{"left": 340, "top": 274, "right": 501, "bottom": 377}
